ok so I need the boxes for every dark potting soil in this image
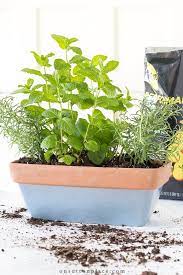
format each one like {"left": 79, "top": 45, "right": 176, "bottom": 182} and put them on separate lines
{"left": 16, "top": 153, "right": 163, "bottom": 169}
{"left": 0, "top": 208, "right": 181, "bottom": 269}
{"left": 1, "top": 211, "right": 22, "bottom": 219}
{"left": 15, "top": 208, "right": 27, "bottom": 214}
{"left": 0, "top": 207, "right": 27, "bottom": 219}
{"left": 40, "top": 222, "right": 180, "bottom": 267}
{"left": 27, "top": 217, "right": 50, "bottom": 226}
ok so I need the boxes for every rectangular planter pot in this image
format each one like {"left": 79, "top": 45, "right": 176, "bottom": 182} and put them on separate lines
{"left": 10, "top": 163, "right": 171, "bottom": 226}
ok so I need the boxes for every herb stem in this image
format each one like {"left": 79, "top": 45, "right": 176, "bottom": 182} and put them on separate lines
{"left": 65, "top": 50, "right": 69, "bottom": 63}
{"left": 55, "top": 72, "right": 63, "bottom": 152}
{"left": 83, "top": 86, "right": 100, "bottom": 143}
{"left": 43, "top": 66, "right": 51, "bottom": 109}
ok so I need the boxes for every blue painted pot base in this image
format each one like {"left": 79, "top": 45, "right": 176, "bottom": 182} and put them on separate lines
{"left": 19, "top": 184, "right": 160, "bottom": 227}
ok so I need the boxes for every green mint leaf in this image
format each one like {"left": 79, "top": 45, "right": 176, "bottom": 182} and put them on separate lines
{"left": 68, "top": 37, "right": 78, "bottom": 44}
{"left": 29, "top": 91, "right": 43, "bottom": 104}
{"left": 70, "top": 47, "right": 82, "bottom": 55}
{"left": 62, "top": 117, "right": 77, "bottom": 136}
{"left": 54, "top": 59, "right": 71, "bottom": 70}
{"left": 84, "top": 140, "right": 99, "bottom": 152}
{"left": 44, "top": 150, "right": 54, "bottom": 162}
{"left": 70, "top": 55, "right": 88, "bottom": 64}
{"left": 103, "top": 60, "right": 119, "bottom": 73}
{"left": 87, "top": 151, "right": 105, "bottom": 165}
{"left": 41, "top": 134, "right": 57, "bottom": 150}
{"left": 24, "top": 105, "right": 45, "bottom": 117}
{"left": 26, "top": 78, "right": 34, "bottom": 88}
{"left": 59, "top": 155, "right": 76, "bottom": 165}
{"left": 22, "top": 68, "right": 42, "bottom": 77}
{"left": 67, "top": 136, "right": 83, "bottom": 151}
{"left": 42, "top": 108, "right": 59, "bottom": 119}
{"left": 76, "top": 118, "right": 88, "bottom": 137}
{"left": 51, "top": 34, "right": 69, "bottom": 49}
{"left": 92, "top": 55, "right": 107, "bottom": 66}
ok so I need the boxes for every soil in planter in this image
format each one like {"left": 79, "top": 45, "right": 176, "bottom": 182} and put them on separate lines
{"left": 16, "top": 153, "right": 163, "bottom": 169}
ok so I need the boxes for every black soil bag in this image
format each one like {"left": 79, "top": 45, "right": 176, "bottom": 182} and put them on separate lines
{"left": 145, "top": 48, "right": 183, "bottom": 200}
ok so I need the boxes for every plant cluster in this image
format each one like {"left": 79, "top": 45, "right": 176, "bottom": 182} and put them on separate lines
{"left": 0, "top": 34, "right": 132, "bottom": 166}
{"left": 0, "top": 35, "right": 180, "bottom": 168}
{"left": 0, "top": 97, "right": 46, "bottom": 160}
{"left": 115, "top": 96, "right": 180, "bottom": 167}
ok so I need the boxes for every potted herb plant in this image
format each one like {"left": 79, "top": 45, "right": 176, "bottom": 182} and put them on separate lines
{"left": 0, "top": 35, "right": 176, "bottom": 226}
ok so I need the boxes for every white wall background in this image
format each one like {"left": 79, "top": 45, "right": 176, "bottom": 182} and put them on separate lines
{"left": 1, "top": 0, "right": 183, "bottom": 94}
{"left": 0, "top": 0, "right": 183, "bottom": 190}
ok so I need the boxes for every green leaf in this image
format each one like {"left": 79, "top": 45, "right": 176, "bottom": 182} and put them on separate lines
{"left": 73, "top": 64, "right": 99, "bottom": 82}
{"left": 62, "top": 94, "right": 79, "bottom": 105}
{"left": 117, "top": 98, "right": 129, "bottom": 111}
{"left": 96, "top": 96, "right": 127, "bottom": 111}
{"left": 59, "top": 155, "right": 76, "bottom": 165}
{"left": 13, "top": 88, "right": 30, "bottom": 94}
{"left": 41, "top": 135, "right": 57, "bottom": 150}
{"left": 88, "top": 151, "right": 105, "bottom": 165}
{"left": 21, "top": 99, "right": 30, "bottom": 106}
{"left": 62, "top": 117, "right": 77, "bottom": 136}
{"left": 44, "top": 150, "right": 53, "bottom": 162}
{"left": 62, "top": 109, "right": 78, "bottom": 122}
{"left": 41, "top": 128, "right": 51, "bottom": 138}
{"left": 76, "top": 118, "right": 88, "bottom": 137}
{"left": 76, "top": 82, "right": 88, "bottom": 92}
{"left": 30, "top": 51, "right": 54, "bottom": 67}
{"left": 51, "top": 34, "right": 69, "bottom": 49}
{"left": 96, "top": 96, "right": 119, "bottom": 110}
{"left": 77, "top": 98, "right": 94, "bottom": 109}
{"left": 102, "top": 82, "right": 116, "bottom": 97}
{"left": 98, "top": 72, "right": 110, "bottom": 87}
{"left": 95, "top": 124, "right": 114, "bottom": 144}
{"left": 26, "top": 78, "right": 34, "bottom": 88}
{"left": 43, "top": 86, "right": 58, "bottom": 103}
{"left": 103, "top": 61, "right": 119, "bottom": 73}
{"left": 70, "top": 47, "right": 82, "bottom": 55}
{"left": 29, "top": 91, "right": 43, "bottom": 104}
{"left": 67, "top": 136, "right": 83, "bottom": 151}
{"left": 22, "top": 68, "right": 42, "bottom": 77}
{"left": 76, "top": 90, "right": 95, "bottom": 109}
{"left": 91, "top": 109, "right": 105, "bottom": 121}
{"left": 46, "top": 52, "right": 55, "bottom": 58}
{"left": 70, "top": 55, "right": 88, "bottom": 64}
{"left": 84, "top": 140, "right": 99, "bottom": 152}
{"left": 43, "top": 74, "right": 56, "bottom": 85}
{"left": 71, "top": 75, "right": 85, "bottom": 83}
{"left": 32, "top": 84, "right": 43, "bottom": 91}
{"left": 64, "top": 83, "right": 76, "bottom": 91}
{"left": 92, "top": 55, "right": 107, "bottom": 66}
{"left": 54, "top": 59, "right": 71, "bottom": 71}
{"left": 31, "top": 51, "right": 44, "bottom": 66}
{"left": 42, "top": 108, "right": 59, "bottom": 119}
{"left": 68, "top": 37, "right": 78, "bottom": 44}
{"left": 124, "top": 100, "right": 133, "bottom": 108}
{"left": 24, "top": 105, "right": 45, "bottom": 117}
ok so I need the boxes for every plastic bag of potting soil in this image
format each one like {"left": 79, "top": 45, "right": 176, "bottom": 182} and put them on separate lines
{"left": 145, "top": 47, "right": 183, "bottom": 201}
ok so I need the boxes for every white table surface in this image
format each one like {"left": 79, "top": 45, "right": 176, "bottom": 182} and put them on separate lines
{"left": 0, "top": 190, "right": 183, "bottom": 275}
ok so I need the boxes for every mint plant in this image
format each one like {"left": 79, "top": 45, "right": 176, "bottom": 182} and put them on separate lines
{"left": 0, "top": 34, "right": 132, "bottom": 166}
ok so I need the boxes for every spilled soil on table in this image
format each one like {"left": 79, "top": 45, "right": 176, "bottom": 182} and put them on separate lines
{"left": 0, "top": 207, "right": 182, "bottom": 271}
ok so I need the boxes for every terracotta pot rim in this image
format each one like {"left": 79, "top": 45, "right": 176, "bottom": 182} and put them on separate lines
{"left": 10, "top": 162, "right": 171, "bottom": 190}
